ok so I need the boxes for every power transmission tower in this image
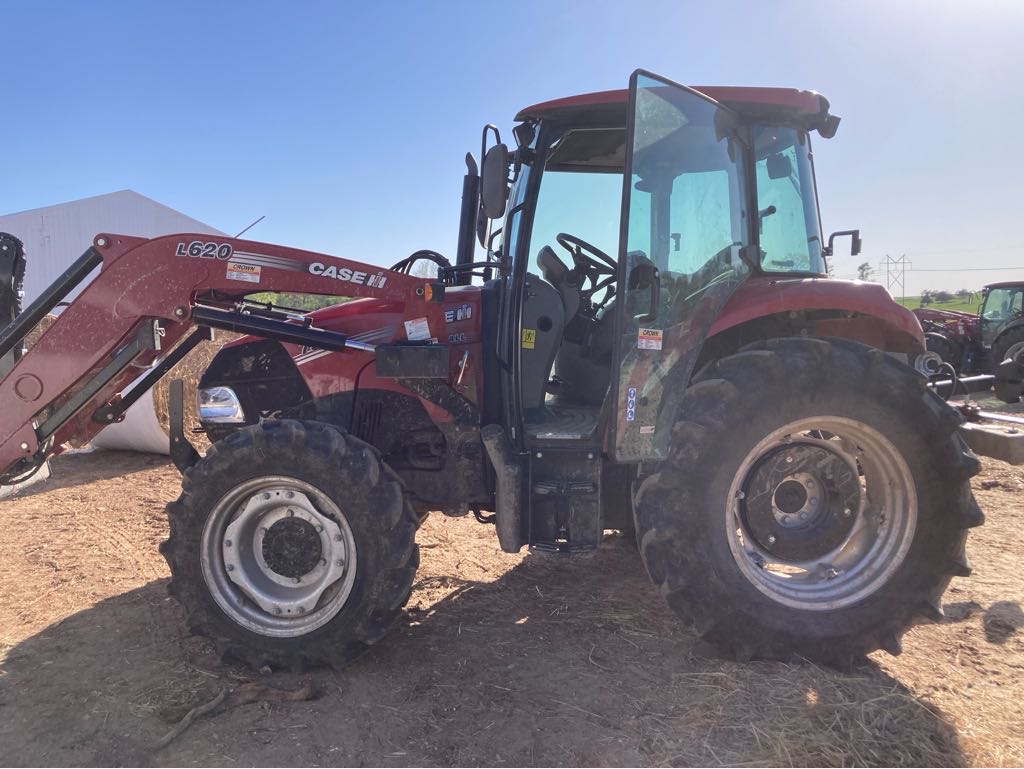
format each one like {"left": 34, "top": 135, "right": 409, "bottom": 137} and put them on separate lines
{"left": 879, "top": 254, "right": 911, "bottom": 301}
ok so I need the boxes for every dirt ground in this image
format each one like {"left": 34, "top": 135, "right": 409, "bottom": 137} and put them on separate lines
{"left": 1, "top": 450, "right": 1022, "bottom": 767}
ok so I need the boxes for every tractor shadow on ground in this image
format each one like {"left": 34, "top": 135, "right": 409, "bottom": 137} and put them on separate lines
{"left": 1, "top": 539, "right": 969, "bottom": 767}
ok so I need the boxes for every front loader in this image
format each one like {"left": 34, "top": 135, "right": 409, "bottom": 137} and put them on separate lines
{"left": 1, "top": 70, "right": 1011, "bottom": 669}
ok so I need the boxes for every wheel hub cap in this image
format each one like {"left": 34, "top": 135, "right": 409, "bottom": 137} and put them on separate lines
{"left": 221, "top": 487, "right": 350, "bottom": 619}
{"left": 740, "top": 443, "right": 861, "bottom": 562}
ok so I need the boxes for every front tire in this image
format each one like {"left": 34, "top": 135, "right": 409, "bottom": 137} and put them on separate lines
{"left": 633, "top": 338, "right": 983, "bottom": 665}
{"left": 161, "top": 420, "right": 419, "bottom": 669}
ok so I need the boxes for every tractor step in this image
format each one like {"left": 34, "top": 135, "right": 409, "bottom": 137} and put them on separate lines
{"left": 527, "top": 449, "right": 603, "bottom": 554}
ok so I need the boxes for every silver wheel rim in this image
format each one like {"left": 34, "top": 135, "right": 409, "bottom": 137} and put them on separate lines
{"left": 201, "top": 476, "right": 358, "bottom": 637}
{"left": 726, "top": 417, "right": 917, "bottom": 611}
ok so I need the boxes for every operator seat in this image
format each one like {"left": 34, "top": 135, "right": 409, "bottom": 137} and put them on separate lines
{"left": 536, "top": 246, "right": 581, "bottom": 321}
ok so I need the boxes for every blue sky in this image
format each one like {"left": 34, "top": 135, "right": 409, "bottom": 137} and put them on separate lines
{"left": 2, "top": 0, "right": 1022, "bottom": 295}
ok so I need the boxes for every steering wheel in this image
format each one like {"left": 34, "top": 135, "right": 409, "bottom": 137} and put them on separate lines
{"left": 556, "top": 233, "right": 618, "bottom": 312}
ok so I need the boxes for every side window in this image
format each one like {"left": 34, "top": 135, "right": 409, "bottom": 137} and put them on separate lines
{"left": 754, "top": 127, "right": 824, "bottom": 274}
{"left": 668, "top": 169, "right": 734, "bottom": 275}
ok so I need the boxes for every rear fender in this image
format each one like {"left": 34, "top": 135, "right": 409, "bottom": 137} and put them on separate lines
{"left": 702, "top": 277, "right": 925, "bottom": 364}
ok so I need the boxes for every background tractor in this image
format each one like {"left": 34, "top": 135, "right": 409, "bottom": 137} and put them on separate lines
{"left": 914, "top": 281, "right": 1024, "bottom": 375}
{"left": 0, "top": 71, "right": 991, "bottom": 669}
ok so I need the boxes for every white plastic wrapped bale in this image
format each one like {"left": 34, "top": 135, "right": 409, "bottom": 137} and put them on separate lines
{"left": 91, "top": 381, "right": 170, "bottom": 455}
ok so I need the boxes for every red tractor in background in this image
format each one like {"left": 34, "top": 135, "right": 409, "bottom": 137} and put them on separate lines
{"left": 914, "top": 282, "right": 1024, "bottom": 375}
{"left": 0, "top": 71, "right": 994, "bottom": 670}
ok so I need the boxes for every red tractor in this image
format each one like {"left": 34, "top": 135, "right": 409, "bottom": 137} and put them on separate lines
{"left": 914, "top": 283, "right": 1024, "bottom": 374}
{"left": 0, "top": 71, "right": 987, "bottom": 669}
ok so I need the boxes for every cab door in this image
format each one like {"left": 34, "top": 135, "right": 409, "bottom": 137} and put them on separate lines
{"left": 611, "top": 70, "right": 752, "bottom": 461}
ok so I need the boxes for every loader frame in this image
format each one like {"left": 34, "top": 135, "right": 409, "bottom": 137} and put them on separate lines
{"left": 0, "top": 232, "right": 449, "bottom": 482}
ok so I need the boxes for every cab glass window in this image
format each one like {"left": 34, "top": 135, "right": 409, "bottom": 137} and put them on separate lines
{"left": 754, "top": 127, "right": 824, "bottom": 274}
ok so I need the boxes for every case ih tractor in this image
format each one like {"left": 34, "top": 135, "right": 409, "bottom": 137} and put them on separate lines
{"left": 914, "top": 282, "right": 1024, "bottom": 374}
{"left": 0, "top": 71, "right": 993, "bottom": 669}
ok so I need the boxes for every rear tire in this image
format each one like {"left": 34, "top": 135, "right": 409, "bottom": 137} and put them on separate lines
{"left": 633, "top": 337, "right": 983, "bottom": 666}
{"left": 991, "top": 327, "right": 1024, "bottom": 374}
{"left": 161, "top": 419, "right": 419, "bottom": 669}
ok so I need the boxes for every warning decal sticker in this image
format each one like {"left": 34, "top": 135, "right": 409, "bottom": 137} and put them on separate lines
{"left": 404, "top": 317, "right": 431, "bottom": 341}
{"left": 226, "top": 262, "right": 261, "bottom": 283}
{"left": 637, "top": 327, "right": 663, "bottom": 350}
{"left": 521, "top": 328, "right": 536, "bottom": 350}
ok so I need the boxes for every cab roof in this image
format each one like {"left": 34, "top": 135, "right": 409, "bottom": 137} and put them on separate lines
{"left": 515, "top": 86, "right": 835, "bottom": 132}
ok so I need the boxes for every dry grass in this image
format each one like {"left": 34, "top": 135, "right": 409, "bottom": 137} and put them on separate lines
{"left": 0, "top": 452, "right": 1021, "bottom": 766}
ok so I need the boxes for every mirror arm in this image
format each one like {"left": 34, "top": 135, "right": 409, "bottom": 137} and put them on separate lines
{"left": 825, "top": 229, "right": 862, "bottom": 257}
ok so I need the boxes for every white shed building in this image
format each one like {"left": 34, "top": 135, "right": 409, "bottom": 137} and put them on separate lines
{"left": 0, "top": 191, "right": 226, "bottom": 458}
{"left": 0, "top": 189, "right": 225, "bottom": 304}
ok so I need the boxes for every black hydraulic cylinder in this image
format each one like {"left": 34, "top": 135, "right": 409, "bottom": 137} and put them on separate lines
{"left": 191, "top": 306, "right": 349, "bottom": 351}
{"left": 0, "top": 246, "right": 103, "bottom": 361}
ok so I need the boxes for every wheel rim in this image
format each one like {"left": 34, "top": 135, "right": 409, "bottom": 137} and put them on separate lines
{"left": 726, "top": 417, "right": 917, "bottom": 611}
{"left": 201, "top": 476, "right": 358, "bottom": 637}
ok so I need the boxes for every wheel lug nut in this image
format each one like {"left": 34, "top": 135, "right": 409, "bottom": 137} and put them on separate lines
{"left": 226, "top": 564, "right": 235, "bottom": 572}
{"left": 286, "top": 491, "right": 295, "bottom": 499}
{"left": 297, "top": 606, "right": 306, "bottom": 614}
{"left": 274, "top": 607, "right": 282, "bottom": 615}
{"left": 781, "top": 515, "right": 790, "bottom": 524}
{"left": 843, "top": 508, "right": 852, "bottom": 517}
{"left": 785, "top": 456, "right": 793, "bottom": 464}
{"left": 767, "top": 535, "right": 776, "bottom": 545}
{"left": 287, "top": 508, "right": 294, "bottom": 517}
{"left": 224, "top": 539, "right": 232, "bottom": 547}
{"left": 799, "top": 512, "right": 808, "bottom": 520}
{"left": 334, "top": 534, "right": 343, "bottom": 542}
{"left": 335, "top": 559, "right": 344, "bottom": 567}
{"left": 293, "top": 576, "right": 301, "bottom": 584}
{"left": 316, "top": 524, "right": 323, "bottom": 532}
{"left": 262, "top": 492, "right": 271, "bottom": 500}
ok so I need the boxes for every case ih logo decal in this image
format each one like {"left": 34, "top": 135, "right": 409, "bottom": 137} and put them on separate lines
{"left": 176, "top": 241, "right": 234, "bottom": 260}
{"left": 309, "top": 262, "right": 388, "bottom": 288}
{"left": 444, "top": 304, "right": 473, "bottom": 323}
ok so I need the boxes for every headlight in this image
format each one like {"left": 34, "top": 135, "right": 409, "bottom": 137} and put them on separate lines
{"left": 197, "top": 386, "right": 245, "bottom": 423}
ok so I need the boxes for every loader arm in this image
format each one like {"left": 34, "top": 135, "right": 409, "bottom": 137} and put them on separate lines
{"left": 0, "top": 232, "right": 445, "bottom": 482}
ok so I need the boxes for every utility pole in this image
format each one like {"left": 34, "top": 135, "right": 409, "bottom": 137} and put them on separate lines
{"left": 879, "top": 253, "right": 911, "bottom": 302}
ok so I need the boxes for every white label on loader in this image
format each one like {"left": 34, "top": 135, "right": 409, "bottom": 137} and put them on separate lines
{"left": 226, "top": 262, "right": 261, "bottom": 283}
{"left": 404, "top": 317, "right": 431, "bottom": 341}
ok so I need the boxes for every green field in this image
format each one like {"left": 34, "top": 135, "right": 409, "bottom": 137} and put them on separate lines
{"left": 896, "top": 296, "right": 981, "bottom": 314}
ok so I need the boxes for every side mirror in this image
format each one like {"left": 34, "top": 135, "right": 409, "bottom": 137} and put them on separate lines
{"left": 766, "top": 153, "right": 792, "bottom": 180}
{"left": 481, "top": 143, "right": 509, "bottom": 220}
{"left": 824, "top": 229, "right": 862, "bottom": 257}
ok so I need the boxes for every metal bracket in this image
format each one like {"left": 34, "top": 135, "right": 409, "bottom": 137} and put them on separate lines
{"left": 169, "top": 379, "right": 201, "bottom": 473}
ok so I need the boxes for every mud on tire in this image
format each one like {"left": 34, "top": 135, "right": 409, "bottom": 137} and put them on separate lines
{"left": 633, "top": 337, "right": 983, "bottom": 666}
{"left": 160, "top": 419, "right": 420, "bottom": 669}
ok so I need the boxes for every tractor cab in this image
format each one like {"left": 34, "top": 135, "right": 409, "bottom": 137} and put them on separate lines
{"left": 477, "top": 72, "right": 844, "bottom": 465}
{"left": 979, "top": 282, "right": 1024, "bottom": 348}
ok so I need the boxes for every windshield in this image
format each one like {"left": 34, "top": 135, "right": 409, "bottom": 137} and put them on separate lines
{"left": 754, "top": 126, "right": 824, "bottom": 275}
